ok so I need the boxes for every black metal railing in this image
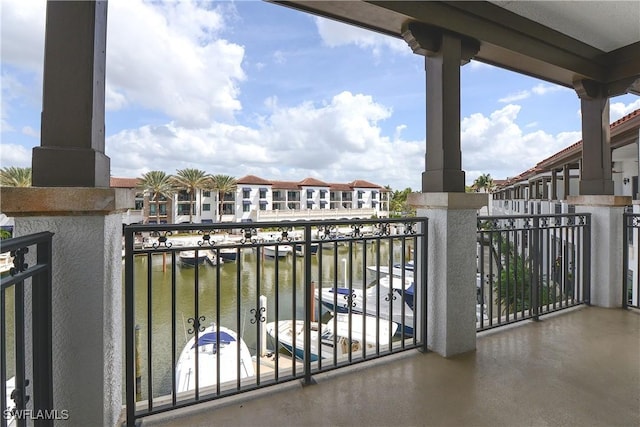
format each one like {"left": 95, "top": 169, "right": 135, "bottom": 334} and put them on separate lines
{"left": 623, "top": 212, "right": 640, "bottom": 309}
{"left": 476, "top": 214, "right": 590, "bottom": 331}
{"left": 0, "top": 232, "right": 54, "bottom": 427}
{"left": 124, "top": 218, "right": 427, "bottom": 425}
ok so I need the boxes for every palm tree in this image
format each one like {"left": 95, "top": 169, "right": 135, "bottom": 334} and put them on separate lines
{"left": 138, "top": 171, "right": 175, "bottom": 224}
{"left": 210, "top": 174, "right": 237, "bottom": 223}
{"left": 473, "top": 173, "right": 495, "bottom": 193}
{"left": 0, "top": 166, "right": 32, "bottom": 187}
{"left": 170, "top": 168, "right": 210, "bottom": 223}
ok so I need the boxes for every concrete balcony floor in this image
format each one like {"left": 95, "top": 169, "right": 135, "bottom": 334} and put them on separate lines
{"left": 140, "top": 307, "right": 639, "bottom": 427}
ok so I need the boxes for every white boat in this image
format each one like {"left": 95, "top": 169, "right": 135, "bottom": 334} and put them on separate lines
{"left": 178, "top": 250, "right": 209, "bottom": 267}
{"left": 175, "top": 324, "right": 254, "bottom": 393}
{"left": 263, "top": 245, "right": 293, "bottom": 259}
{"left": 316, "top": 274, "right": 489, "bottom": 336}
{"left": 366, "top": 260, "right": 414, "bottom": 279}
{"left": 217, "top": 247, "right": 238, "bottom": 263}
{"left": 265, "top": 313, "right": 398, "bottom": 361}
{"left": 316, "top": 276, "right": 416, "bottom": 336}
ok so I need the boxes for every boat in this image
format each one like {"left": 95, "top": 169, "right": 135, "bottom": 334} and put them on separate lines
{"left": 217, "top": 247, "right": 238, "bottom": 263}
{"left": 265, "top": 313, "right": 398, "bottom": 361}
{"left": 293, "top": 242, "right": 319, "bottom": 256}
{"left": 178, "top": 250, "right": 209, "bottom": 267}
{"left": 175, "top": 324, "right": 255, "bottom": 393}
{"left": 316, "top": 274, "right": 488, "bottom": 336}
{"left": 316, "top": 276, "right": 416, "bottom": 336}
{"left": 366, "top": 260, "right": 414, "bottom": 279}
{"left": 263, "top": 245, "right": 293, "bottom": 259}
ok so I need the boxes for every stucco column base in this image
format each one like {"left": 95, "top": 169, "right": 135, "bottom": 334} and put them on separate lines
{"left": 2, "top": 187, "right": 132, "bottom": 426}
{"left": 569, "top": 195, "right": 631, "bottom": 307}
{"left": 408, "top": 192, "right": 488, "bottom": 357}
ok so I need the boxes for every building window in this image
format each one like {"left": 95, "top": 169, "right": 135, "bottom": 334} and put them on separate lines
{"left": 306, "top": 189, "right": 313, "bottom": 199}
{"left": 134, "top": 199, "right": 144, "bottom": 210}
{"left": 223, "top": 192, "right": 235, "bottom": 202}
{"left": 178, "top": 203, "right": 194, "bottom": 215}
{"left": 357, "top": 201, "right": 364, "bottom": 208}
{"left": 357, "top": 191, "right": 364, "bottom": 199}
{"left": 222, "top": 204, "right": 235, "bottom": 215}
{"left": 260, "top": 203, "right": 267, "bottom": 211}
{"left": 202, "top": 203, "right": 210, "bottom": 211}
{"left": 243, "top": 203, "right": 251, "bottom": 213}
{"left": 287, "top": 191, "right": 300, "bottom": 201}
{"left": 149, "top": 203, "right": 167, "bottom": 216}
{"left": 202, "top": 191, "right": 211, "bottom": 197}
{"left": 259, "top": 189, "right": 267, "bottom": 199}
{"left": 243, "top": 189, "right": 250, "bottom": 199}
{"left": 307, "top": 202, "right": 313, "bottom": 209}
{"left": 371, "top": 191, "right": 377, "bottom": 200}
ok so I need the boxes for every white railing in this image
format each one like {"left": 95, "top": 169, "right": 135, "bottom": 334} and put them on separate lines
{"left": 255, "top": 208, "right": 381, "bottom": 222}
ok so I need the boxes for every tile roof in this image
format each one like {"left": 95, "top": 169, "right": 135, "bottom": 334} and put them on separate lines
{"left": 349, "top": 179, "right": 382, "bottom": 189}
{"left": 236, "top": 175, "right": 272, "bottom": 185}
{"left": 329, "top": 183, "right": 353, "bottom": 191}
{"left": 298, "top": 177, "right": 330, "bottom": 187}
{"left": 110, "top": 177, "right": 139, "bottom": 188}
{"left": 271, "top": 180, "right": 300, "bottom": 190}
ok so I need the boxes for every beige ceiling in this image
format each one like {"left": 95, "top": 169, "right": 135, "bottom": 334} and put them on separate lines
{"left": 491, "top": 1, "right": 640, "bottom": 52}
{"left": 272, "top": 1, "right": 640, "bottom": 95}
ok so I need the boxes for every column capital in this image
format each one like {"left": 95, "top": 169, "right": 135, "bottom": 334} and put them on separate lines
{"left": 0, "top": 187, "right": 133, "bottom": 216}
{"left": 401, "top": 21, "right": 480, "bottom": 64}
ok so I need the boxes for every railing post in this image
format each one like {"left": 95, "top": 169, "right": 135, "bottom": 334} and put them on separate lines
{"left": 583, "top": 213, "right": 591, "bottom": 305}
{"left": 124, "top": 227, "right": 136, "bottom": 426}
{"left": 420, "top": 218, "right": 428, "bottom": 353}
{"left": 623, "top": 213, "right": 629, "bottom": 308}
{"left": 531, "top": 216, "right": 540, "bottom": 320}
{"left": 303, "top": 224, "right": 313, "bottom": 385}
{"left": 32, "top": 233, "right": 54, "bottom": 426}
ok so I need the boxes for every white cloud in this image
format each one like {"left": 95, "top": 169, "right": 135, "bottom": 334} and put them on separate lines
{"left": 498, "top": 91, "right": 530, "bottom": 103}
{"left": 105, "top": 0, "right": 246, "bottom": 128}
{"left": 107, "top": 91, "right": 423, "bottom": 190}
{"left": 0, "top": 143, "right": 31, "bottom": 167}
{"left": 611, "top": 98, "right": 640, "bottom": 121}
{"left": 21, "top": 126, "right": 39, "bottom": 138}
{"left": 0, "top": 0, "right": 46, "bottom": 73}
{"left": 461, "top": 105, "right": 581, "bottom": 182}
{"left": 314, "top": 17, "right": 409, "bottom": 58}
{"left": 499, "top": 83, "right": 569, "bottom": 103}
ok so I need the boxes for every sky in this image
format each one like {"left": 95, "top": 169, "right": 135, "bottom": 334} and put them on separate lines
{"left": 1, "top": 0, "right": 639, "bottom": 191}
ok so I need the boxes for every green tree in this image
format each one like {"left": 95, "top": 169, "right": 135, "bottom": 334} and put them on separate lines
{"left": 170, "top": 168, "right": 210, "bottom": 223}
{"left": 0, "top": 166, "right": 31, "bottom": 187}
{"left": 210, "top": 174, "right": 237, "bottom": 223}
{"left": 473, "top": 173, "right": 494, "bottom": 193}
{"left": 138, "top": 171, "right": 175, "bottom": 224}
{"left": 493, "top": 235, "right": 557, "bottom": 315}
{"left": 389, "top": 187, "right": 415, "bottom": 217}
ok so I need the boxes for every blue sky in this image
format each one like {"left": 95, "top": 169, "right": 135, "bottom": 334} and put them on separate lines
{"left": 2, "top": 0, "right": 639, "bottom": 190}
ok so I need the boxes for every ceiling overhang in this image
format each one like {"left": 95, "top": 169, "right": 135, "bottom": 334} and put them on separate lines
{"left": 271, "top": 1, "right": 640, "bottom": 96}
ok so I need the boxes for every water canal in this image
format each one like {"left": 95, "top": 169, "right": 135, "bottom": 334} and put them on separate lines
{"left": 127, "top": 239, "right": 412, "bottom": 399}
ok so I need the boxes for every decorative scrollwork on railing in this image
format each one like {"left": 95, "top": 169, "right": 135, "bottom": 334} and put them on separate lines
{"left": 402, "top": 222, "right": 417, "bottom": 235}
{"left": 566, "top": 216, "right": 576, "bottom": 226}
{"left": 577, "top": 215, "right": 587, "bottom": 226}
{"left": 197, "top": 230, "right": 217, "bottom": 247}
{"left": 316, "top": 224, "right": 336, "bottom": 240}
{"left": 277, "top": 226, "right": 293, "bottom": 242}
{"left": 630, "top": 215, "right": 640, "bottom": 227}
{"left": 10, "top": 247, "right": 28, "bottom": 276}
{"left": 375, "top": 222, "right": 391, "bottom": 236}
{"left": 240, "top": 227, "right": 259, "bottom": 244}
{"left": 350, "top": 224, "right": 362, "bottom": 238}
{"left": 523, "top": 217, "right": 531, "bottom": 229}
{"left": 187, "top": 315, "right": 206, "bottom": 334}
{"left": 342, "top": 291, "right": 357, "bottom": 309}
{"left": 384, "top": 291, "right": 397, "bottom": 302}
{"left": 540, "top": 217, "right": 549, "bottom": 228}
{"left": 250, "top": 307, "right": 266, "bottom": 324}
{"left": 152, "top": 231, "right": 173, "bottom": 249}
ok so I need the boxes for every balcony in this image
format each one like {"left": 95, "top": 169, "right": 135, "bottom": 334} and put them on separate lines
{"left": 136, "top": 306, "right": 638, "bottom": 426}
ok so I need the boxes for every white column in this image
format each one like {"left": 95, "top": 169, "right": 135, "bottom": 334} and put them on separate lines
{"left": 409, "top": 193, "right": 487, "bottom": 357}
{"left": 3, "top": 187, "right": 131, "bottom": 426}
{"left": 569, "top": 195, "right": 631, "bottom": 307}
